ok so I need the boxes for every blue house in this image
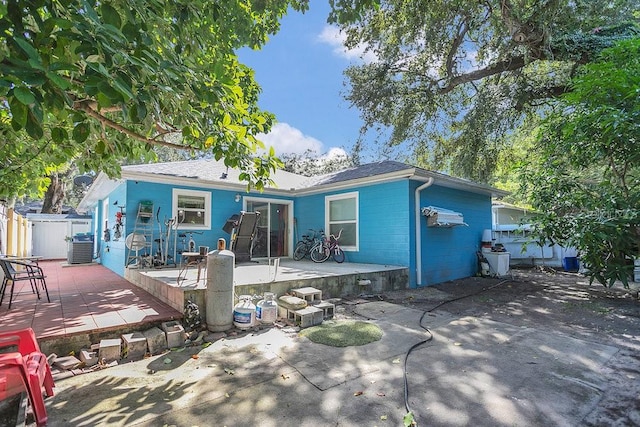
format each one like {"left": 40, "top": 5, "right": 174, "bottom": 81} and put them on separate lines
{"left": 77, "top": 159, "right": 506, "bottom": 287}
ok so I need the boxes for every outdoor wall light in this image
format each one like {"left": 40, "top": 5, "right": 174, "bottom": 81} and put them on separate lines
{"left": 235, "top": 193, "right": 241, "bottom": 203}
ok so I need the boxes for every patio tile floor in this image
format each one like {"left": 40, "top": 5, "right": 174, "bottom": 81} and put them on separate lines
{"left": 0, "top": 260, "right": 181, "bottom": 341}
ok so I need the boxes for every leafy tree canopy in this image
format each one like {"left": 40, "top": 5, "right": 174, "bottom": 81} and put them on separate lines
{"left": 329, "top": 0, "right": 639, "bottom": 182}
{"left": 280, "top": 148, "right": 356, "bottom": 176}
{"left": 520, "top": 38, "right": 640, "bottom": 288}
{"left": 0, "top": 0, "right": 308, "bottom": 199}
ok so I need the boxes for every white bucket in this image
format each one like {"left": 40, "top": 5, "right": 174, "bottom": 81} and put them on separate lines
{"left": 233, "top": 296, "right": 256, "bottom": 329}
{"left": 482, "top": 229, "right": 492, "bottom": 242}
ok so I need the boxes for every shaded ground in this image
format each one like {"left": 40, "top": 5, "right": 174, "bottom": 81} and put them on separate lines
{"left": 376, "top": 267, "right": 640, "bottom": 426}
{"left": 34, "top": 267, "right": 640, "bottom": 426}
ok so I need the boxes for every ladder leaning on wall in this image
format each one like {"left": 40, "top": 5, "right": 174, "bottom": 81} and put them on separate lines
{"left": 125, "top": 201, "right": 154, "bottom": 268}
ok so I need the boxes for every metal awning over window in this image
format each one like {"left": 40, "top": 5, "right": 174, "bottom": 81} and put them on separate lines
{"left": 421, "top": 206, "right": 468, "bottom": 227}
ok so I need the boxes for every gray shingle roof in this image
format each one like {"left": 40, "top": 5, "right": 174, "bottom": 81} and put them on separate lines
{"left": 311, "top": 160, "right": 412, "bottom": 186}
{"left": 122, "top": 159, "right": 504, "bottom": 196}
{"left": 123, "top": 158, "right": 309, "bottom": 190}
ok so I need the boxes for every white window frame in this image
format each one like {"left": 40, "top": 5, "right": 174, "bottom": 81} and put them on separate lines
{"left": 173, "top": 188, "right": 211, "bottom": 230}
{"left": 325, "top": 191, "right": 359, "bottom": 251}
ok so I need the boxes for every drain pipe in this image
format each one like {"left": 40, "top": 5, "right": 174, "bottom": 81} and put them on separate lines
{"left": 415, "top": 177, "right": 434, "bottom": 287}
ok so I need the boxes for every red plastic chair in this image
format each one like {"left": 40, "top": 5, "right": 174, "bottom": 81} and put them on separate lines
{"left": 0, "top": 328, "right": 55, "bottom": 426}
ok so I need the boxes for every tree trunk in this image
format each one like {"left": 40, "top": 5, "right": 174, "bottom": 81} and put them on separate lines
{"left": 41, "top": 173, "right": 65, "bottom": 214}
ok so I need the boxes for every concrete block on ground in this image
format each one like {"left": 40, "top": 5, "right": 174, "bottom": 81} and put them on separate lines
{"left": 53, "top": 355, "right": 82, "bottom": 370}
{"left": 79, "top": 349, "right": 98, "bottom": 367}
{"left": 278, "top": 295, "right": 307, "bottom": 311}
{"left": 315, "top": 301, "right": 335, "bottom": 320}
{"left": 278, "top": 305, "right": 298, "bottom": 322}
{"left": 291, "top": 287, "right": 322, "bottom": 305}
{"left": 98, "top": 338, "right": 122, "bottom": 362}
{"left": 122, "top": 332, "right": 148, "bottom": 360}
{"left": 143, "top": 327, "right": 167, "bottom": 355}
{"left": 294, "top": 306, "right": 323, "bottom": 328}
{"left": 162, "top": 321, "right": 185, "bottom": 348}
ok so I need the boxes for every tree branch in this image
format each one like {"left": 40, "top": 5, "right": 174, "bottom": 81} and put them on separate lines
{"left": 73, "top": 101, "right": 190, "bottom": 150}
{"left": 445, "top": 17, "right": 470, "bottom": 78}
{"left": 437, "top": 55, "right": 526, "bottom": 94}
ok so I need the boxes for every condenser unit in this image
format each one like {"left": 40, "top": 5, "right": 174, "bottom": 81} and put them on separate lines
{"left": 421, "top": 206, "right": 468, "bottom": 227}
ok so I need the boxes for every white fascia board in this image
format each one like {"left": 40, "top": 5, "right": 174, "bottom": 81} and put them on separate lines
{"left": 295, "top": 169, "right": 416, "bottom": 196}
{"left": 416, "top": 170, "right": 510, "bottom": 198}
{"left": 76, "top": 173, "right": 124, "bottom": 213}
{"left": 121, "top": 170, "right": 297, "bottom": 197}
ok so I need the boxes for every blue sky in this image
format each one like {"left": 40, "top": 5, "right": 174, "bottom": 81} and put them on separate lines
{"left": 238, "top": 2, "right": 375, "bottom": 161}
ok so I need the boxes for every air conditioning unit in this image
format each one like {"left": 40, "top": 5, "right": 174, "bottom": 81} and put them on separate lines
{"left": 421, "top": 206, "right": 468, "bottom": 227}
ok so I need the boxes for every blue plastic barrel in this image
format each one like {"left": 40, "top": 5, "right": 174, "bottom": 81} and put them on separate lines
{"left": 563, "top": 257, "right": 579, "bottom": 272}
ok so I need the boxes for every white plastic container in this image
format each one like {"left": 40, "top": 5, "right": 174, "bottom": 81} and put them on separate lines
{"left": 233, "top": 295, "right": 256, "bottom": 329}
{"left": 256, "top": 292, "right": 278, "bottom": 324}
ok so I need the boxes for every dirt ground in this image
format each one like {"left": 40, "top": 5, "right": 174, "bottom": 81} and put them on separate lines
{"left": 4, "top": 267, "right": 640, "bottom": 426}
{"left": 364, "top": 267, "right": 640, "bottom": 426}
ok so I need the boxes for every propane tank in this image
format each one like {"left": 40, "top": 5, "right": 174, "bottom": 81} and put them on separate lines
{"left": 233, "top": 295, "right": 256, "bottom": 329}
{"left": 256, "top": 292, "right": 278, "bottom": 324}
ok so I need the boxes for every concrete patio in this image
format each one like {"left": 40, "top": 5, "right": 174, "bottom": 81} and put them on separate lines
{"left": 126, "top": 257, "right": 409, "bottom": 319}
{"left": 0, "top": 258, "right": 408, "bottom": 354}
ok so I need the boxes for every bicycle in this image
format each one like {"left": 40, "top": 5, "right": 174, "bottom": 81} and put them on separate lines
{"left": 310, "top": 229, "right": 345, "bottom": 263}
{"left": 293, "top": 229, "right": 322, "bottom": 261}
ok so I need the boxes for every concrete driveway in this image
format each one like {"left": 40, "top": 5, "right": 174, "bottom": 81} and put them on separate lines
{"left": 44, "top": 270, "right": 640, "bottom": 426}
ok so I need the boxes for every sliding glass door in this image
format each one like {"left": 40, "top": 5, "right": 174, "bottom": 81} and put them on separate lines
{"left": 245, "top": 199, "right": 292, "bottom": 258}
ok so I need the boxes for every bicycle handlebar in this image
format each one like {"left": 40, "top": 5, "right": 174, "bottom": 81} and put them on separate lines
{"left": 329, "top": 229, "right": 343, "bottom": 241}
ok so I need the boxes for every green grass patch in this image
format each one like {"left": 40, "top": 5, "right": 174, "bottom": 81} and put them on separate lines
{"left": 299, "top": 320, "right": 383, "bottom": 347}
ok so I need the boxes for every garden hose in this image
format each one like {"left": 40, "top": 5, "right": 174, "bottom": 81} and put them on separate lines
{"left": 403, "top": 279, "right": 510, "bottom": 426}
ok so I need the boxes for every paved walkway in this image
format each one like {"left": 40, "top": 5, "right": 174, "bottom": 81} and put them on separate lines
{"left": 0, "top": 261, "right": 181, "bottom": 341}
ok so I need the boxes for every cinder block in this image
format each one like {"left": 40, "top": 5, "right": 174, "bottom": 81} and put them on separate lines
{"left": 122, "top": 332, "right": 148, "bottom": 360}
{"left": 278, "top": 295, "right": 307, "bottom": 310}
{"left": 315, "top": 301, "right": 335, "bottom": 320}
{"left": 98, "top": 338, "right": 122, "bottom": 362}
{"left": 294, "top": 306, "right": 323, "bottom": 328}
{"left": 53, "top": 355, "right": 81, "bottom": 370}
{"left": 79, "top": 349, "right": 98, "bottom": 367}
{"left": 143, "top": 327, "right": 167, "bottom": 355}
{"left": 278, "top": 305, "right": 295, "bottom": 321}
{"left": 162, "top": 321, "right": 185, "bottom": 348}
{"left": 291, "top": 287, "right": 322, "bottom": 305}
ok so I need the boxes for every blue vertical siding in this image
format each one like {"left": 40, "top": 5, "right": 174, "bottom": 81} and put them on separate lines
{"left": 293, "top": 193, "right": 327, "bottom": 241}
{"left": 97, "top": 181, "right": 260, "bottom": 276}
{"left": 94, "top": 176, "right": 492, "bottom": 288}
{"left": 294, "top": 180, "right": 412, "bottom": 267}
{"left": 353, "top": 180, "right": 411, "bottom": 266}
{"left": 415, "top": 183, "right": 492, "bottom": 286}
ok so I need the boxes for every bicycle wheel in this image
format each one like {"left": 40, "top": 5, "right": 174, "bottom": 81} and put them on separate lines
{"left": 332, "top": 247, "right": 345, "bottom": 263}
{"left": 310, "top": 242, "right": 330, "bottom": 263}
{"left": 293, "top": 242, "right": 307, "bottom": 261}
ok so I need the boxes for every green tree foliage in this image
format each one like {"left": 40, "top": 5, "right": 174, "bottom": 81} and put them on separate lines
{"left": 0, "top": 0, "right": 308, "bottom": 199}
{"left": 520, "top": 38, "right": 640, "bottom": 288}
{"left": 280, "top": 149, "right": 357, "bottom": 176}
{"left": 329, "top": 0, "right": 639, "bottom": 182}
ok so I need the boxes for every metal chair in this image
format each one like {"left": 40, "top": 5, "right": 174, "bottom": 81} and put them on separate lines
{"left": 0, "top": 328, "right": 55, "bottom": 426}
{"left": 0, "top": 258, "right": 50, "bottom": 309}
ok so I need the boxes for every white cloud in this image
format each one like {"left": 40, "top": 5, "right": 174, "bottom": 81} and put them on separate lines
{"left": 321, "top": 147, "right": 348, "bottom": 160}
{"left": 317, "top": 25, "right": 377, "bottom": 63}
{"left": 257, "top": 122, "right": 324, "bottom": 156}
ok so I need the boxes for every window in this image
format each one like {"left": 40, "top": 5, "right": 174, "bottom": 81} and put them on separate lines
{"left": 325, "top": 192, "right": 358, "bottom": 251}
{"left": 173, "top": 189, "right": 211, "bottom": 229}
